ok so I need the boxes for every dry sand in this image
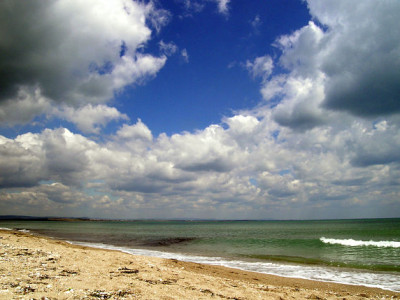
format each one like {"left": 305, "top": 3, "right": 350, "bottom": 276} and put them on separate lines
{"left": 0, "top": 229, "right": 399, "bottom": 299}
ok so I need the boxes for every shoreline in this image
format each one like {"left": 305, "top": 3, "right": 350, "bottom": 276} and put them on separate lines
{"left": 1, "top": 229, "right": 399, "bottom": 299}
{"left": 69, "top": 238, "right": 400, "bottom": 292}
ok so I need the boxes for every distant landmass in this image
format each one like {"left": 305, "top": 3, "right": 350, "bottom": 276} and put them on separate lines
{"left": 0, "top": 215, "right": 91, "bottom": 221}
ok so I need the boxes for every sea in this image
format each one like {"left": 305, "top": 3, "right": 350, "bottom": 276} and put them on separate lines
{"left": 1, "top": 218, "right": 399, "bottom": 292}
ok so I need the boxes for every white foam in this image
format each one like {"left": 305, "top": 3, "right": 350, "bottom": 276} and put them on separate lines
{"left": 321, "top": 237, "right": 400, "bottom": 248}
{"left": 0, "top": 227, "right": 30, "bottom": 233}
{"left": 69, "top": 241, "right": 400, "bottom": 292}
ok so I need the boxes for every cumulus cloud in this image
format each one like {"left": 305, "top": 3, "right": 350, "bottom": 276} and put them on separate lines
{"left": 114, "top": 119, "right": 154, "bottom": 153}
{"left": 34, "top": 182, "right": 90, "bottom": 204}
{"left": 156, "top": 126, "right": 234, "bottom": 173}
{"left": 0, "top": 86, "right": 52, "bottom": 126}
{"left": 38, "top": 129, "right": 96, "bottom": 186}
{"left": 116, "top": 119, "right": 153, "bottom": 142}
{"left": 1, "top": 110, "right": 400, "bottom": 218}
{"left": 0, "top": 0, "right": 167, "bottom": 125}
{"left": 0, "top": 128, "right": 96, "bottom": 188}
{"left": 246, "top": 55, "right": 274, "bottom": 82}
{"left": 310, "top": 0, "right": 400, "bottom": 117}
{"left": 262, "top": 0, "right": 400, "bottom": 126}
{"left": 0, "top": 134, "right": 45, "bottom": 188}
{"left": 349, "top": 121, "right": 400, "bottom": 167}
{"left": 271, "top": 75, "right": 327, "bottom": 130}
{"left": 54, "top": 104, "right": 129, "bottom": 134}
{"left": 1, "top": 1, "right": 400, "bottom": 219}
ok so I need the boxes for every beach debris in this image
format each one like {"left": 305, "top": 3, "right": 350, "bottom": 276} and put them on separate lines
{"left": 15, "top": 248, "right": 32, "bottom": 256}
{"left": 9, "top": 282, "right": 19, "bottom": 288}
{"left": 28, "top": 271, "right": 50, "bottom": 280}
{"left": 15, "top": 285, "right": 36, "bottom": 294}
{"left": 46, "top": 255, "right": 58, "bottom": 262}
{"left": 199, "top": 288, "right": 215, "bottom": 296}
{"left": 59, "top": 269, "right": 78, "bottom": 276}
{"left": 115, "top": 289, "right": 135, "bottom": 297}
{"left": 87, "top": 289, "right": 135, "bottom": 299}
{"left": 117, "top": 266, "right": 139, "bottom": 274}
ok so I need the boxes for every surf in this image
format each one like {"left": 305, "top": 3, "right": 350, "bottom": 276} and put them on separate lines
{"left": 320, "top": 237, "right": 400, "bottom": 248}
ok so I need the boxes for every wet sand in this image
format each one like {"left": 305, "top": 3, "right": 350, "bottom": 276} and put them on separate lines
{"left": 0, "top": 229, "right": 398, "bottom": 299}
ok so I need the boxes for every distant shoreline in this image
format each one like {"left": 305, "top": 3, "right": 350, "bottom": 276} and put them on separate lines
{"left": 1, "top": 215, "right": 399, "bottom": 222}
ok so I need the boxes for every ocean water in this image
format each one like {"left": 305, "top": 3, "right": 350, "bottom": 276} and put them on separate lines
{"left": 1, "top": 218, "right": 400, "bottom": 291}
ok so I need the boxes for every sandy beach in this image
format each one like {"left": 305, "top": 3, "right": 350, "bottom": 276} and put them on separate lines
{"left": 0, "top": 229, "right": 398, "bottom": 299}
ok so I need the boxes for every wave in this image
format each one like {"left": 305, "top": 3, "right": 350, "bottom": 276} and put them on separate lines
{"left": 320, "top": 237, "right": 400, "bottom": 248}
{"left": 69, "top": 240, "right": 400, "bottom": 292}
{"left": 0, "top": 227, "right": 30, "bottom": 233}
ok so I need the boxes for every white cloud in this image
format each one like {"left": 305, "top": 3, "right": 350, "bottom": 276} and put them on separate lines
{"left": 155, "top": 124, "right": 240, "bottom": 173}
{"left": 215, "top": 0, "right": 230, "bottom": 15}
{"left": 271, "top": 74, "right": 328, "bottom": 130}
{"left": 251, "top": 15, "right": 262, "bottom": 31}
{"left": 0, "top": 86, "right": 52, "bottom": 126}
{"left": 224, "top": 115, "right": 261, "bottom": 149}
{"left": 1, "top": 112, "right": 400, "bottom": 219}
{"left": 247, "top": 0, "right": 400, "bottom": 135}
{"left": 177, "top": 0, "right": 230, "bottom": 18}
{"left": 109, "top": 54, "right": 167, "bottom": 90}
{"left": 246, "top": 55, "right": 274, "bottom": 82}
{"left": 54, "top": 104, "right": 129, "bottom": 134}
{"left": 1, "top": 1, "right": 400, "bottom": 219}
{"left": 159, "top": 41, "right": 178, "bottom": 56}
{"left": 180, "top": 0, "right": 205, "bottom": 16}
{"left": 181, "top": 49, "right": 190, "bottom": 63}
{"left": 275, "top": 21, "right": 324, "bottom": 78}
{"left": 252, "top": 0, "right": 400, "bottom": 132}
{"left": 0, "top": 134, "right": 45, "bottom": 188}
{"left": 0, "top": 0, "right": 167, "bottom": 125}
{"left": 268, "top": 1, "right": 400, "bottom": 119}
{"left": 115, "top": 119, "right": 153, "bottom": 152}
{"left": 116, "top": 119, "right": 153, "bottom": 142}
{"left": 225, "top": 115, "right": 259, "bottom": 135}
{"left": 145, "top": 2, "right": 171, "bottom": 33}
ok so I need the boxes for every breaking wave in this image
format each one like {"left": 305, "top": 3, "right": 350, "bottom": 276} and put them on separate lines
{"left": 320, "top": 237, "right": 400, "bottom": 248}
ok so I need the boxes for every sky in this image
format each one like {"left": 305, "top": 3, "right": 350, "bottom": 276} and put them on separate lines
{"left": 0, "top": 0, "right": 399, "bottom": 220}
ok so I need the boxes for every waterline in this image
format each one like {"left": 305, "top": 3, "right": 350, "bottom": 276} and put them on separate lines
{"left": 70, "top": 240, "right": 400, "bottom": 292}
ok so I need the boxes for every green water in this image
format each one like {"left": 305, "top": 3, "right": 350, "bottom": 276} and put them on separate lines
{"left": 1, "top": 218, "right": 399, "bottom": 272}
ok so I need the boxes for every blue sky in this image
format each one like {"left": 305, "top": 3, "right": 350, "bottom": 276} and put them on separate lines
{"left": 126, "top": 1, "right": 310, "bottom": 136}
{"left": 0, "top": 0, "right": 400, "bottom": 219}
{"left": 1, "top": 0, "right": 311, "bottom": 138}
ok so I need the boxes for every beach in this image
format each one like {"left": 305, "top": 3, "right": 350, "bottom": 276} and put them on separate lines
{"left": 1, "top": 229, "right": 398, "bottom": 299}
